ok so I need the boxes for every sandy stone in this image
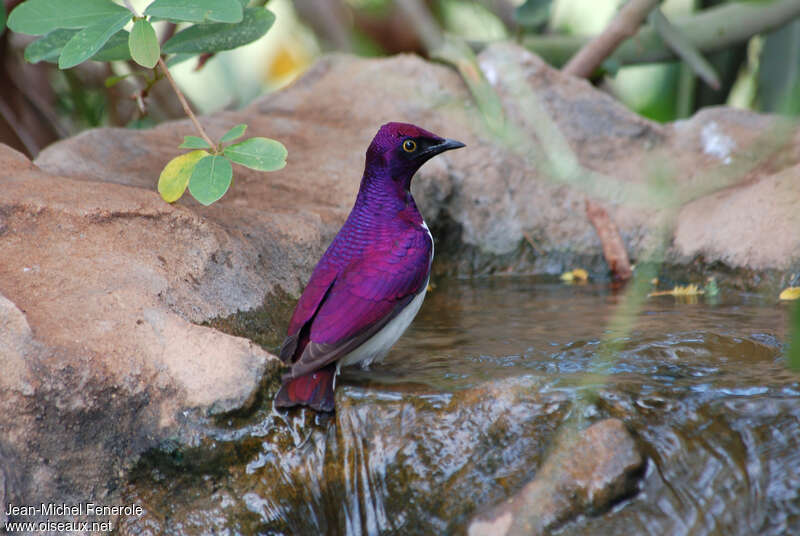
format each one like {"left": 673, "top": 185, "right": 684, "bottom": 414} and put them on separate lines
{"left": 35, "top": 45, "right": 800, "bottom": 279}
{"left": 468, "top": 418, "right": 643, "bottom": 536}
{"left": 0, "top": 166, "right": 278, "bottom": 523}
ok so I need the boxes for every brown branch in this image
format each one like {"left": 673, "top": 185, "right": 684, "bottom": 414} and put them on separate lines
{"left": 585, "top": 199, "right": 632, "bottom": 283}
{"left": 562, "top": 0, "right": 660, "bottom": 78}
{"left": 157, "top": 57, "right": 216, "bottom": 151}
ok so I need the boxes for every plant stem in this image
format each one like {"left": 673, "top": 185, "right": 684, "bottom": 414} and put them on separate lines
{"left": 512, "top": 0, "right": 800, "bottom": 68}
{"left": 122, "top": 0, "right": 214, "bottom": 149}
{"left": 563, "top": 0, "right": 660, "bottom": 78}
{"left": 157, "top": 57, "right": 216, "bottom": 151}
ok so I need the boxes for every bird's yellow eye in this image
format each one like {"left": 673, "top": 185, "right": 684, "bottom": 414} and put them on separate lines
{"left": 402, "top": 139, "right": 417, "bottom": 153}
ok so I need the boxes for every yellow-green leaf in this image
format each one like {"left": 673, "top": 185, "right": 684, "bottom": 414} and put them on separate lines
{"left": 158, "top": 150, "right": 207, "bottom": 203}
{"left": 780, "top": 287, "right": 800, "bottom": 301}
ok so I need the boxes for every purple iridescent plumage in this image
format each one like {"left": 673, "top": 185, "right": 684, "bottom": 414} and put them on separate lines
{"left": 275, "top": 122, "right": 465, "bottom": 411}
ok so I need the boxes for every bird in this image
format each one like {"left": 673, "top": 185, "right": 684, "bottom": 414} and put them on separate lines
{"left": 274, "top": 122, "right": 465, "bottom": 412}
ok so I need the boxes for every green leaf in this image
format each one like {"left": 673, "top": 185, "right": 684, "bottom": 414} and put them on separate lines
{"left": 223, "top": 137, "right": 287, "bottom": 171}
{"left": 104, "top": 74, "right": 129, "bottom": 88}
{"left": 8, "top": 0, "right": 130, "bottom": 35}
{"left": 188, "top": 155, "right": 233, "bottom": 205}
{"left": 91, "top": 29, "right": 132, "bottom": 61}
{"left": 514, "top": 0, "right": 552, "bottom": 29}
{"left": 145, "top": 0, "right": 243, "bottom": 24}
{"left": 129, "top": 19, "right": 160, "bottom": 69}
{"left": 159, "top": 150, "right": 208, "bottom": 203}
{"left": 127, "top": 117, "right": 156, "bottom": 129}
{"left": 24, "top": 29, "right": 77, "bottom": 63}
{"left": 179, "top": 135, "right": 212, "bottom": 149}
{"left": 58, "top": 11, "right": 131, "bottom": 69}
{"left": 162, "top": 7, "right": 275, "bottom": 55}
{"left": 220, "top": 123, "right": 247, "bottom": 144}
{"left": 237, "top": 0, "right": 250, "bottom": 7}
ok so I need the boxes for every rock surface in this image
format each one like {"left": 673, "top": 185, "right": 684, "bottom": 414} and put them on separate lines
{"left": 0, "top": 145, "right": 279, "bottom": 526}
{"left": 468, "top": 418, "right": 643, "bottom": 536}
{"left": 34, "top": 44, "right": 800, "bottom": 281}
{"left": 1, "top": 41, "right": 799, "bottom": 531}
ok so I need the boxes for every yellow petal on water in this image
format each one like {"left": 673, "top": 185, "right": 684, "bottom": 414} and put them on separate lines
{"left": 560, "top": 268, "right": 589, "bottom": 283}
{"left": 648, "top": 284, "right": 704, "bottom": 297}
{"left": 779, "top": 287, "right": 800, "bottom": 301}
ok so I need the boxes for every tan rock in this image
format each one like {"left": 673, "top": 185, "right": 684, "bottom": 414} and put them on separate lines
{"left": 468, "top": 418, "right": 643, "bottom": 536}
{"left": 35, "top": 45, "right": 800, "bottom": 279}
{"left": 0, "top": 162, "right": 278, "bottom": 521}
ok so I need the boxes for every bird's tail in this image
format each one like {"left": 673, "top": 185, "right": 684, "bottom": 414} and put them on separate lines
{"left": 275, "top": 364, "right": 337, "bottom": 412}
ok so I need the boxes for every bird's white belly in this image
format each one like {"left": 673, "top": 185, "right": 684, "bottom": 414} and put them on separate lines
{"left": 338, "top": 278, "right": 428, "bottom": 369}
{"left": 339, "top": 221, "right": 433, "bottom": 370}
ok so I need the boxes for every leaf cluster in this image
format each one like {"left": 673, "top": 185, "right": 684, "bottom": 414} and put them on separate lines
{"left": 8, "top": 0, "right": 275, "bottom": 69}
{"left": 8, "top": 0, "right": 287, "bottom": 207}
{"left": 159, "top": 124, "right": 287, "bottom": 205}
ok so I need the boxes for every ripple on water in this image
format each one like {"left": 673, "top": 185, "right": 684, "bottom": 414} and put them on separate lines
{"left": 120, "top": 278, "right": 800, "bottom": 535}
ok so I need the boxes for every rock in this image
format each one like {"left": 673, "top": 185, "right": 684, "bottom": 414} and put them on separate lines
{"left": 35, "top": 44, "right": 800, "bottom": 282}
{"left": 0, "top": 164, "right": 281, "bottom": 526}
{"left": 468, "top": 418, "right": 644, "bottom": 536}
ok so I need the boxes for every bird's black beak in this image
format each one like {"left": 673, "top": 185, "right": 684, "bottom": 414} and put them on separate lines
{"left": 437, "top": 138, "right": 466, "bottom": 152}
{"left": 422, "top": 138, "right": 466, "bottom": 158}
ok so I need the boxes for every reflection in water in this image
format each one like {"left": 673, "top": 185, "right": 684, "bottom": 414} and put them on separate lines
{"left": 121, "top": 278, "right": 800, "bottom": 535}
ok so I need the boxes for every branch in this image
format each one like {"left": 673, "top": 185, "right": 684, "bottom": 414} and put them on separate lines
{"left": 157, "top": 57, "right": 216, "bottom": 151}
{"left": 516, "top": 0, "right": 800, "bottom": 68}
{"left": 585, "top": 200, "right": 632, "bottom": 283}
{"left": 563, "top": 0, "right": 660, "bottom": 78}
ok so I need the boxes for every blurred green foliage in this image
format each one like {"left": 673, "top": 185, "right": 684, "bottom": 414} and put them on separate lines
{"left": 6, "top": 0, "right": 286, "bottom": 206}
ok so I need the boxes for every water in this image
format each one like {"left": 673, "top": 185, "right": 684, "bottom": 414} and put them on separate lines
{"left": 120, "top": 277, "right": 800, "bottom": 535}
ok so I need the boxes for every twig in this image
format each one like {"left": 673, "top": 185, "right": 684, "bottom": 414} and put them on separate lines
{"left": 516, "top": 0, "right": 800, "bottom": 69}
{"left": 522, "top": 231, "right": 540, "bottom": 254}
{"left": 649, "top": 8, "right": 720, "bottom": 90}
{"left": 122, "top": 0, "right": 212, "bottom": 142}
{"left": 563, "top": 0, "right": 660, "bottom": 78}
{"left": 585, "top": 199, "right": 632, "bottom": 282}
{"left": 157, "top": 57, "right": 216, "bottom": 150}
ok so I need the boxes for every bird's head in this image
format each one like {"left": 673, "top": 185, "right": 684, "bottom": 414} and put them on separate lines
{"left": 365, "top": 122, "right": 465, "bottom": 190}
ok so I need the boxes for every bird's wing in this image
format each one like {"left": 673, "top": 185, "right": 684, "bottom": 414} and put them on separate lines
{"left": 278, "top": 261, "right": 338, "bottom": 364}
{"left": 286, "top": 227, "right": 432, "bottom": 378}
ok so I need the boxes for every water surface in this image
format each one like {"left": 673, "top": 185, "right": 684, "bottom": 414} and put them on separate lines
{"left": 121, "top": 277, "right": 800, "bottom": 535}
